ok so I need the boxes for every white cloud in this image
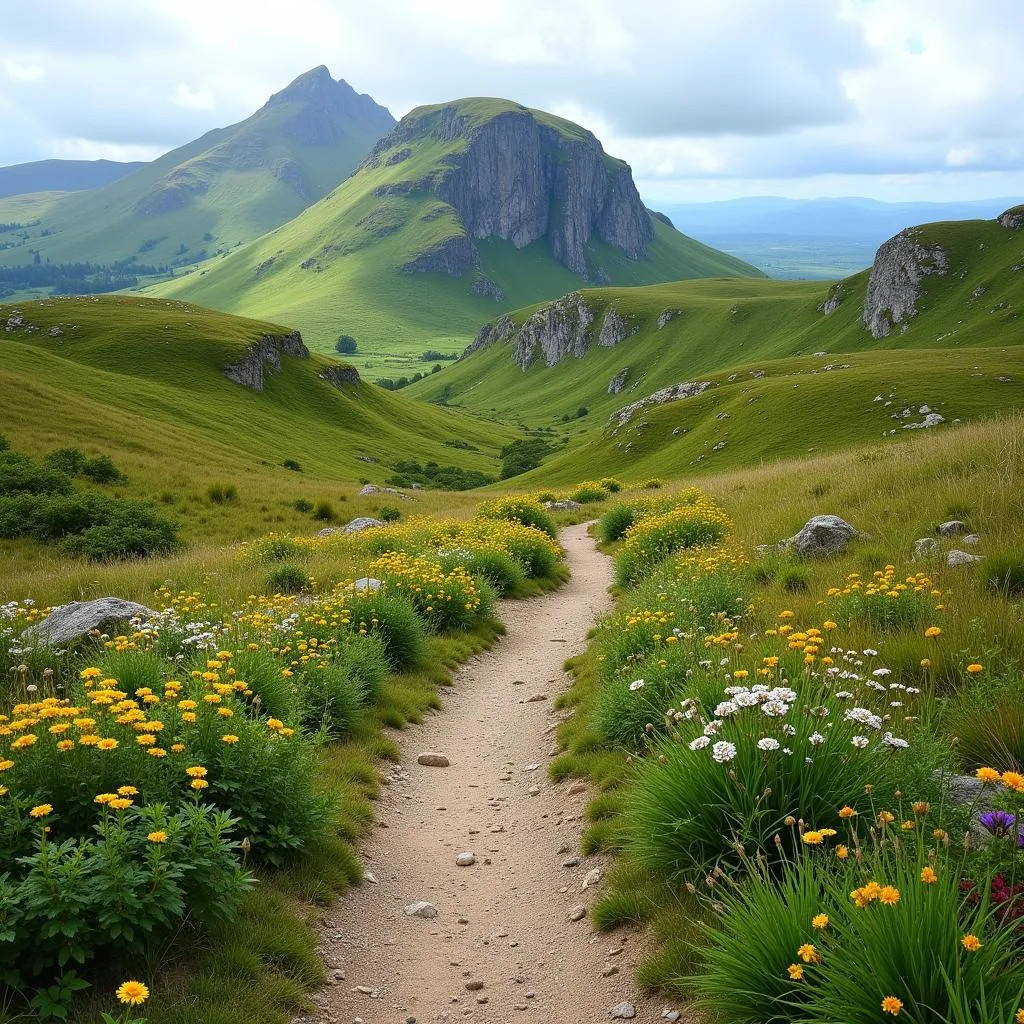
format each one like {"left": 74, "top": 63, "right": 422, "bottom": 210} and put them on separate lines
{"left": 173, "top": 82, "right": 216, "bottom": 111}
{"left": 3, "top": 59, "right": 46, "bottom": 83}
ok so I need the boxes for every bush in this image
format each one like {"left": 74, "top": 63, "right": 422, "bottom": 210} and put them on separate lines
{"left": 312, "top": 499, "right": 335, "bottom": 521}
{"left": 335, "top": 335, "right": 357, "bottom": 354}
{"left": 265, "top": 563, "right": 308, "bottom": 594}
{"left": 377, "top": 504, "right": 402, "bottom": 523}
{"left": 230, "top": 647, "right": 295, "bottom": 720}
{"left": 502, "top": 530, "right": 560, "bottom": 579}
{"left": 985, "top": 553, "right": 1024, "bottom": 598}
{"left": 293, "top": 498, "right": 313, "bottom": 513}
{"left": 282, "top": 458, "right": 303, "bottom": 472}
{"left": 779, "top": 566, "right": 810, "bottom": 592}
{"left": 829, "top": 567, "right": 939, "bottom": 632}
{"left": 0, "top": 450, "right": 72, "bottom": 496}
{"left": 298, "top": 663, "right": 363, "bottom": 739}
{"left": 570, "top": 482, "right": 611, "bottom": 504}
{"left": 61, "top": 502, "right": 179, "bottom": 561}
{"left": 81, "top": 454, "right": 125, "bottom": 484}
{"left": 207, "top": 482, "right": 238, "bottom": 504}
{"left": 477, "top": 496, "right": 557, "bottom": 538}
{"left": 43, "top": 447, "right": 85, "bottom": 476}
{"left": 333, "top": 633, "right": 390, "bottom": 705}
{"left": 346, "top": 590, "right": 427, "bottom": 672}
{"left": 499, "top": 437, "right": 555, "bottom": 479}
{"left": 597, "top": 502, "right": 643, "bottom": 542}
{"left": 599, "top": 477, "right": 623, "bottom": 493}
{"left": 440, "top": 548, "right": 527, "bottom": 597}
{"left": 642, "top": 477, "right": 664, "bottom": 489}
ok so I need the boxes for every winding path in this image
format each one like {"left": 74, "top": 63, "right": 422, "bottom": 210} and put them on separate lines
{"left": 301, "top": 524, "right": 678, "bottom": 1024}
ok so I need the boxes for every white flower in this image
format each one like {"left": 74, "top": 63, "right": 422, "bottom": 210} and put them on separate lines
{"left": 769, "top": 687, "right": 798, "bottom": 703}
{"left": 845, "top": 707, "right": 882, "bottom": 730}
{"left": 689, "top": 736, "right": 711, "bottom": 751}
{"left": 757, "top": 737, "right": 780, "bottom": 751}
{"left": 629, "top": 679, "right": 645, "bottom": 691}
{"left": 782, "top": 723, "right": 797, "bottom": 736}
{"left": 782, "top": 747, "right": 793, "bottom": 755}
{"left": 889, "top": 701, "right": 903, "bottom": 708}
{"left": 762, "top": 700, "right": 790, "bottom": 717}
{"left": 872, "top": 667, "right": 891, "bottom": 677}
{"left": 851, "top": 736, "right": 869, "bottom": 749}
{"left": 835, "top": 691, "right": 853, "bottom": 699}
{"left": 906, "top": 686, "right": 920, "bottom": 694}
{"left": 703, "top": 719, "right": 724, "bottom": 736}
{"left": 734, "top": 690, "right": 760, "bottom": 708}
{"left": 714, "top": 700, "right": 739, "bottom": 717}
{"left": 712, "top": 740, "right": 737, "bottom": 763}
{"left": 882, "top": 732, "right": 909, "bottom": 749}
{"left": 863, "top": 648, "right": 878, "bottom": 657}
{"left": 809, "top": 732, "right": 825, "bottom": 746}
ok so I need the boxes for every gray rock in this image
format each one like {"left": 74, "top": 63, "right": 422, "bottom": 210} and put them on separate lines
{"left": 353, "top": 577, "right": 382, "bottom": 593}
{"left": 902, "top": 412, "right": 945, "bottom": 430}
{"left": 25, "top": 598, "right": 159, "bottom": 646}
{"left": 567, "top": 905, "right": 587, "bottom": 922}
{"left": 402, "top": 234, "right": 477, "bottom": 276}
{"left": 963, "top": 534, "right": 981, "bottom": 546}
{"left": 599, "top": 307, "right": 630, "bottom": 347}
{"left": 610, "top": 1003, "right": 636, "bottom": 1019}
{"left": 525, "top": 693, "right": 548, "bottom": 702}
{"left": 471, "top": 275, "right": 505, "bottom": 301}
{"left": 343, "top": 517, "right": 385, "bottom": 534}
{"left": 947, "top": 549, "right": 983, "bottom": 567}
{"left": 786, "top": 515, "right": 859, "bottom": 558}
{"left": 607, "top": 367, "right": 630, "bottom": 394}
{"left": 913, "top": 538, "right": 939, "bottom": 560}
{"left": 456, "top": 852, "right": 476, "bottom": 867}
{"left": 543, "top": 499, "right": 583, "bottom": 511}
{"left": 357, "top": 484, "right": 411, "bottom": 500}
{"left": 319, "top": 364, "right": 361, "bottom": 387}
{"left": 417, "top": 752, "right": 450, "bottom": 767}
{"left": 611, "top": 380, "right": 714, "bottom": 428}
{"left": 661, "top": 1012, "right": 681, "bottom": 1022}
{"left": 403, "top": 901, "right": 438, "bottom": 918}
{"left": 510, "top": 292, "right": 595, "bottom": 370}
{"left": 862, "top": 229, "right": 949, "bottom": 338}
{"left": 223, "top": 331, "right": 309, "bottom": 391}
{"left": 998, "top": 206, "right": 1024, "bottom": 231}
{"left": 582, "top": 867, "right": 602, "bottom": 890}
{"left": 602, "top": 965, "right": 619, "bottom": 978}
{"left": 937, "top": 520, "right": 969, "bottom": 536}
{"left": 562, "top": 856, "right": 581, "bottom": 867}
{"left": 567, "top": 781, "right": 587, "bottom": 796}
{"left": 656, "top": 309, "right": 681, "bottom": 329}
{"left": 465, "top": 980, "right": 485, "bottom": 992}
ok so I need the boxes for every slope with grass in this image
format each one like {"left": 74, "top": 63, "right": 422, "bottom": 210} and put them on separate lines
{"left": 0, "top": 295, "right": 517, "bottom": 564}
{"left": 0, "top": 158, "right": 147, "bottom": 198}
{"left": 149, "top": 98, "right": 759, "bottom": 366}
{"left": 0, "top": 67, "right": 394, "bottom": 271}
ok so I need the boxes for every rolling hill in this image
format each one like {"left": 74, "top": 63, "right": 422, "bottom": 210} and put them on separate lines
{"left": 0, "top": 158, "right": 146, "bottom": 199}
{"left": 0, "top": 67, "right": 394, "bottom": 274}
{"left": 149, "top": 98, "right": 760, "bottom": 367}
{"left": 408, "top": 206, "right": 1024, "bottom": 483}
{"left": 0, "top": 295, "right": 516, "bottom": 546}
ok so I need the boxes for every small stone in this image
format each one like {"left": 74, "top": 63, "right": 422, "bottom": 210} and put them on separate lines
{"left": 418, "top": 752, "right": 450, "bottom": 767}
{"left": 456, "top": 852, "right": 476, "bottom": 867}
{"left": 936, "top": 520, "right": 969, "bottom": 536}
{"left": 404, "top": 901, "right": 438, "bottom": 918}
{"left": 525, "top": 693, "right": 548, "bottom": 702}
{"left": 611, "top": 1002, "right": 636, "bottom": 1019}
{"left": 568, "top": 905, "right": 587, "bottom": 922}
{"left": 513, "top": 1005, "right": 528, "bottom": 1011}
{"left": 353, "top": 985, "right": 376, "bottom": 995}
{"left": 528, "top": 785, "right": 541, "bottom": 796}
{"left": 608, "top": 947, "right": 624, "bottom": 957}
{"left": 465, "top": 980, "right": 485, "bottom": 992}
{"left": 332, "top": 968, "right": 346, "bottom": 981}
{"left": 567, "top": 781, "right": 587, "bottom": 796}
{"left": 602, "top": 965, "right": 619, "bottom": 977}
{"left": 363, "top": 871, "right": 378, "bottom": 884}
{"left": 562, "top": 856, "right": 581, "bottom": 867}
{"left": 523, "top": 763, "right": 540, "bottom": 771}
{"left": 525, "top": 991, "right": 536, "bottom": 999}
{"left": 947, "top": 549, "right": 983, "bottom": 567}
{"left": 662, "top": 1011, "right": 681, "bottom": 1022}
{"left": 513, "top": 679, "right": 526, "bottom": 685}
{"left": 557, "top": 843, "right": 572, "bottom": 855}
{"left": 913, "top": 537, "right": 939, "bottom": 560}
{"left": 582, "top": 868, "right": 602, "bottom": 890}
{"left": 476, "top": 996, "right": 489, "bottom": 1004}
{"left": 457, "top": 917, "right": 469, "bottom": 925}
{"left": 963, "top": 534, "right": 981, "bottom": 546}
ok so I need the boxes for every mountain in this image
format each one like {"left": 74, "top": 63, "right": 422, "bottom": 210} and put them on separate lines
{"left": 0, "top": 159, "right": 147, "bottom": 198}
{"left": 407, "top": 206, "right": 1024, "bottom": 480}
{"left": 654, "top": 196, "right": 1024, "bottom": 280}
{"left": 150, "top": 98, "right": 759, "bottom": 365}
{"left": 0, "top": 67, "right": 394, "bottom": 270}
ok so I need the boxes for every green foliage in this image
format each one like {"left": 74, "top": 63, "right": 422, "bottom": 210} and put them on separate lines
{"left": 500, "top": 438, "right": 555, "bottom": 479}
{"left": 335, "top": 335, "right": 357, "bottom": 355}
{"left": 642, "top": 478, "right": 664, "bottom": 489}
{"left": 346, "top": 591, "right": 427, "bottom": 672}
{"left": 943, "top": 672, "right": 1024, "bottom": 771}
{"left": 570, "top": 482, "right": 611, "bottom": 504}
{"left": 207, "top": 482, "right": 239, "bottom": 505}
{"left": 81, "top": 455, "right": 125, "bottom": 485}
{"left": 386, "top": 460, "right": 494, "bottom": 491}
{"left": 43, "top": 447, "right": 86, "bottom": 477}
{"left": 377, "top": 504, "right": 402, "bottom": 523}
{"left": 265, "top": 563, "right": 308, "bottom": 594}
{"left": 247, "top": 534, "right": 311, "bottom": 563}
{"left": 293, "top": 498, "right": 313, "bottom": 513}
{"left": 599, "top": 477, "right": 623, "bottom": 493}
{"left": 985, "top": 553, "right": 1024, "bottom": 598}
{"left": 60, "top": 502, "right": 180, "bottom": 561}
{"left": 282, "top": 458, "right": 303, "bottom": 472}
{"left": 297, "top": 664, "right": 362, "bottom": 740}
{"left": 477, "top": 495, "right": 557, "bottom": 538}
{"left": 312, "top": 499, "right": 335, "bottom": 521}
{"left": 439, "top": 547, "right": 527, "bottom": 597}
{"left": 230, "top": 648, "right": 295, "bottom": 721}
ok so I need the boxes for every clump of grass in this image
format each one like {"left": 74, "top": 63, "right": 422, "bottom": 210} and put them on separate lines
{"left": 985, "top": 552, "right": 1024, "bottom": 598}
{"left": 312, "top": 499, "right": 335, "bottom": 522}
{"left": 377, "top": 504, "right": 402, "bottom": 523}
{"left": 265, "top": 563, "right": 308, "bottom": 594}
{"left": 207, "top": 482, "right": 239, "bottom": 504}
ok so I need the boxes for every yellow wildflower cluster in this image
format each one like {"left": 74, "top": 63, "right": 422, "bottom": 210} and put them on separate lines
{"left": 368, "top": 551, "right": 482, "bottom": 623}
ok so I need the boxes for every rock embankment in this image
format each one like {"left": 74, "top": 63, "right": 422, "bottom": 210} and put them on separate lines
{"left": 223, "top": 331, "right": 309, "bottom": 391}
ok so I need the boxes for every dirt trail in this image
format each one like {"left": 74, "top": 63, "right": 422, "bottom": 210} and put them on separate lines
{"left": 303, "top": 524, "right": 679, "bottom": 1024}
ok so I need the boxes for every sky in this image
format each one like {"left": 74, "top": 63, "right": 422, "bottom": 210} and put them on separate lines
{"left": 1, "top": 0, "right": 1023, "bottom": 203}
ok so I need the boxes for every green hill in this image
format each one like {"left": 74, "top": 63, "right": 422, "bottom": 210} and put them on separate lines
{"left": 0, "top": 295, "right": 515, "bottom": 548}
{"left": 0, "top": 67, "right": 394, "bottom": 276}
{"left": 407, "top": 209, "right": 1024, "bottom": 481}
{"left": 148, "top": 98, "right": 759, "bottom": 368}
{"left": 0, "top": 158, "right": 146, "bottom": 198}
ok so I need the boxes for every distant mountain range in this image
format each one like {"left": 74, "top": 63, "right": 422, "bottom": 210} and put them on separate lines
{"left": 0, "top": 158, "right": 146, "bottom": 198}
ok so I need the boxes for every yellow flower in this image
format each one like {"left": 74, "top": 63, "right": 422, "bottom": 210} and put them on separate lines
{"left": 779, "top": 610, "right": 795, "bottom": 620}
{"left": 56, "top": 740, "right": 75, "bottom": 751}
{"left": 823, "top": 620, "right": 837, "bottom": 630}
{"left": 117, "top": 786, "right": 138, "bottom": 796}
{"left": 920, "top": 866, "right": 938, "bottom": 884}
{"left": 181, "top": 712, "right": 197, "bottom": 724}
{"left": 819, "top": 828, "right": 837, "bottom": 838}
{"left": 838, "top": 805, "right": 857, "bottom": 819}
{"left": 881, "top": 995, "right": 903, "bottom": 1016}
{"left": 80, "top": 667, "right": 102, "bottom": 680}
{"left": 136, "top": 734, "right": 156, "bottom": 746}
{"left": 924, "top": 626, "right": 942, "bottom": 638}
{"left": 976, "top": 766, "right": 1001, "bottom": 783}
{"left": 110, "top": 797, "right": 133, "bottom": 811}
{"left": 96, "top": 738, "right": 119, "bottom": 751}
{"left": 878, "top": 811, "right": 895, "bottom": 825}
{"left": 879, "top": 886, "right": 900, "bottom": 906}
{"left": 836, "top": 845, "right": 849, "bottom": 860}
{"left": 190, "top": 778, "right": 209, "bottom": 790}
{"left": 797, "top": 943, "right": 820, "bottom": 963}
{"left": 967, "top": 663, "right": 983, "bottom": 673}
{"left": 0, "top": 759, "right": 13, "bottom": 771}
{"left": 148, "top": 747, "right": 168, "bottom": 758}
{"left": 116, "top": 980, "right": 149, "bottom": 1006}
{"left": 147, "top": 830, "right": 168, "bottom": 844}
{"left": 171, "top": 743, "right": 185, "bottom": 753}
{"left": 266, "top": 718, "right": 284, "bottom": 730}
{"left": 787, "top": 963, "right": 804, "bottom": 980}
{"left": 186, "top": 766, "right": 207, "bottom": 778}
{"left": 94, "top": 793, "right": 117, "bottom": 805}
{"left": 221, "top": 734, "right": 239, "bottom": 744}
{"left": 920, "top": 658, "right": 932, "bottom": 669}
{"left": 802, "top": 831, "right": 824, "bottom": 845}
{"left": 811, "top": 914, "right": 829, "bottom": 930}
{"left": 11, "top": 734, "right": 37, "bottom": 750}
{"left": 1015, "top": 1010, "right": 1024, "bottom": 1024}
{"left": 961, "top": 934, "right": 982, "bottom": 952}
{"left": 1003, "top": 771, "right": 1024, "bottom": 793}
{"left": 29, "top": 803, "right": 53, "bottom": 818}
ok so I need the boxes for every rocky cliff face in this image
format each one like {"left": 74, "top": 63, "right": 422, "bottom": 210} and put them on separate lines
{"left": 862, "top": 229, "right": 949, "bottom": 339}
{"left": 998, "top": 205, "right": 1024, "bottom": 231}
{"left": 367, "top": 103, "right": 654, "bottom": 280}
{"left": 223, "top": 331, "right": 309, "bottom": 391}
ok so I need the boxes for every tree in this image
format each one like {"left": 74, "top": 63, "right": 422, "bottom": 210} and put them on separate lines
{"left": 335, "top": 335, "right": 357, "bottom": 355}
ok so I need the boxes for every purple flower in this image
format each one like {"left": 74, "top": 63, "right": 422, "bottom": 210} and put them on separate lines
{"left": 979, "top": 810, "right": 1016, "bottom": 837}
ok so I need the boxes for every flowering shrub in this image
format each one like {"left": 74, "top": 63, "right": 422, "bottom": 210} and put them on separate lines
{"left": 475, "top": 495, "right": 557, "bottom": 538}
{"left": 569, "top": 481, "right": 611, "bottom": 504}
{"left": 828, "top": 567, "right": 943, "bottom": 632}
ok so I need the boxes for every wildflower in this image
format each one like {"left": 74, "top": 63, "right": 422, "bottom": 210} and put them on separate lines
{"left": 148, "top": 747, "right": 168, "bottom": 757}
{"left": 811, "top": 913, "right": 829, "bottom": 930}
{"left": 797, "top": 943, "right": 820, "bottom": 963}
{"left": 1004, "top": 771, "right": 1024, "bottom": 793}
{"left": 787, "top": 963, "right": 804, "bottom": 980}
{"left": 961, "top": 934, "right": 982, "bottom": 952}
{"left": 117, "top": 786, "right": 138, "bottom": 796}
{"left": 10, "top": 734, "right": 37, "bottom": 749}
{"left": 979, "top": 810, "right": 1016, "bottom": 837}
{"left": 186, "top": 766, "right": 208, "bottom": 778}
{"left": 836, "top": 845, "right": 849, "bottom": 860}
{"left": 924, "top": 626, "right": 942, "bottom": 638}
{"left": 1016, "top": 1011, "right": 1024, "bottom": 1024}
{"left": 878, "top": 811, "right": 895, "bottom": 825}
{"left": 879, "top": 886, "right": 900, "bottom": 906}
{"left": 802, "top": 831, "right": 824, "bottom": 845}
{"left": 116, "top": 981, "right": 149, "bottom": 1006}
{"left": 191, "top": 778, "right": 209, "bottom": 790}
{"left": 147, "top": 831, "right": 168, "bottom": 844}
{"left": 110, "top": 797, "right": 133, "bottom": 810}
{"left": 912, "top": 801, "right": 930, "bottom": 816}
{"left": 881, "top": 996, "right": 903, "bottom": 1016}
{"left": 711, "top": 741, "right": 737, "bottom": 763}
{"left": 96, "top": 738, "right": 118, "bottom": 750}
{"left": 29, "top": 803, "right": 53, "bottom": 818}
{"left": 56, "top": 740, "right": 74, "bottom": 751}
{"left": 838, "top": 805, "right": 857, "bottom": 819}
{"left": 221, "top": 734, "right": 240, "bottom": 745}
{"left": 757, "top": 737, "right": 781, "bottom": 751}
{"left": 689, "top": 736, "right": 710, "bottom": 751}
{"left": 976, "top": 766, "right": 1001, "bottom": 783}
{"left": 967, "top": 664, "right": 983, "bottom": 673}
{"left": 629, "top": 679, "right": 645, "bottom": 691}
{"left": 95, "top": 793, "right": 117, "bottom": 804}
{"left": 920, "top": 866, "right": 938, "bottom": 884}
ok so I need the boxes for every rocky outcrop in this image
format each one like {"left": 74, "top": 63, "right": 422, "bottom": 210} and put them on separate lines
{"left": 25, "top": 598, "right": 158, "bottom": 646}
{"left": 223, "top": 331, "right": 309, "bottom": 391}
{"left": 319, "top": 364, "right": 360, "bottom": 387}
{"left": 610, "top": 380, "right": 713, "bottom": 428}
{"left": 598, "top": 307, "right": 630, "bottom": 347}
{"left": 365, "top": 103, "right": 654, "bottom": 280}
{"left": 463, "top": 314, "right": 516, "bottom": 358}
{"left": 402, "top": 234, "right": 476, "bottom": 276}
{"left": 472, "top": 276, "right": 505, "bottom": 301}
{"left": 784, "top": 515, "right": 859, "bottom": 558}
{"left": 862, "top": 229, "right": 949, "bottom": 338}
{"left": 997, "top": 205, "right": 1024, "bottom": 231}
{"left": 819, "top": 283, "right": 847, "bottom": 316}
{"left": 656, "top": 309, "right": 681, "bottom": 329}
{"left": 511, "top": 293, "right": 595, "bottom": 369}
{"left": 607, "top": 367, "right": 629, "bottom": 394}
{"left": 902, "top": 412, "right": 945, "bottom": 430}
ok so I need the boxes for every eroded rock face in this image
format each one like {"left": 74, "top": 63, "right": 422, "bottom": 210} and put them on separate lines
{"left": 223, "top": 332, "right": 309, "bottom": 391}
{"left": 610, "top": 380, "right": 713, "bottom": 428}
{"left": 25, "top": 598, "right": 159, "bottom": 646}
{"left": 998, "top": 205, "right": 1024, "bottom": 231}
{"left": 402, "top": 234, "right": 477, "bottom": 276}
{"left": 598, "top": 307, "right": 629, "bottom": 347}
{"left": 862, "top": 230, "right": 948, "bottom": 338}
{"left": 511, "top": 292, "right": 595, "bottom": 369}
{"left": 319, "top": 364, "right": 360, "bottom": 387}
{"left": 607, "top": 367, "right": 629, "bottom": 394}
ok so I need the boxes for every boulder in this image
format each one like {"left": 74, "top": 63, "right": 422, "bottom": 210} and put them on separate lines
{"left": 963, "top": 534, "right": 981, "bottom": 546}
{"left": 936, "top": 520, "right": 969, "bottom": 536}
{"left": 913, "top": 538, "right": 939, "bottom": 560}
{"left": 343, "top": 517, "right": 385, "bottom": 534}
{"left": 947, "top": 549, "right": 983, "bottom": 567}
{"left": 353, "top": 577, "right": 382, "bottom": 593}
{"left": 543, "top": 500, "right": 583, "bottom": 511}
{"left": 786, "top": 515, "right": 859, "bottom": 558}
{"left": 607, "top": 367, "right": 630, "bottom": 394}
{"left": 25, "top": 598, "right": 158, "bottom": 646}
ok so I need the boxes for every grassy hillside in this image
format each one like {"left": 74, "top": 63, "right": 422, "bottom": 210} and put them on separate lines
{"left": 149, "top": 98, "right": 758, "bottom": 368}
{"left": 0, "top": 295, "right": 516, "bottom": 574}
{"left": 411, "top": 213, "right": 1024, "bottom": 426}
{"left": 0, "top": 158, "right": 146, "bottom": 198}
{"left": 0, "top": 68, "right": 393, "bottom": 273}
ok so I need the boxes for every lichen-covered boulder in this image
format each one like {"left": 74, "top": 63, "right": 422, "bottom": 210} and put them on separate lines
{"left": 25, "top": 598, "right": 158, "bottom": 646}
{"left": 786, "top": 515, "right": 859, "bottom": 558}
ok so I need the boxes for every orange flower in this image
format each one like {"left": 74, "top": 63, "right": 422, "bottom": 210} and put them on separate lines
{"left": 1003, "top": 771, "right": 1024, "bottom": 793}
{"left": 838, "top": 805, "right": 857, "bottom": 819}
{"left": 962, "top": 934, "right": 982, "bottom": 952}
{"left": 811, "top": 914, "right": 829, "bottom": 930}
{"left": 882, "top": 995, "right": 903, "bottom": 1016}
{"left": 920, "top": 866, "right": 938, "bottom": 884}
{"left": 797, "top": 943, "right": 820, "bottom": 964}
{"left": 967, "top": 664, "right": 983, "bottom": 673}
{"left": 787, "top": 963, "right": 804, "bottom": 980}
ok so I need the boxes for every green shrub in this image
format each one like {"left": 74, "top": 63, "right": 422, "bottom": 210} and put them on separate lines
{"left": 265, "top": 563, "right": 308, "bottom": 594}
{"left": 442, "top": 548, "right": 526, "bottom": 596}
{"left": 944, "top": 674, "right": 1024, "bottom": 770}
{"left": 312, "top": 499, "right": 335, "bottom": 521}
{"left": 231, "top": 647, "right": 296, "bottom": 720}
{"left": 779, "top": 566, "right": 810, "bottom": 592}
{"left": 60, "top": 502, "right": 179, "bottom": 561}
{"left": 502, "top": 530, "right": 560, "bottom": 579}
{"left": 985, "top": 553, "right": 1024, "bottom": 598}
{"left": 570, "top": 482, "right": 611, "bottom": 504}
{"left": 282, "top": 458, "right": 303, "bottom": 472}
{"left": 207, "top": 482, "right": 238, "bottom": 504}
{"left": 298, "top": 663, "right": 363, "bottom": 739}
{"left": 830, "top": 566, "right": 938, "bottom": 632}
{"left": 599, "top": 477, "right": 623, "bottom": 493}
{"left": 97, "top": 649, "right": 166, "bottom": 691}
{"left": 249, "top": 534, "right": 310, "bottom": 563}
{"left": 477, "top": 496, "right": 557, "bottom": 538}
{"left": 347, "top": 591, "right": 427, "bottom": 672}
{"left": 0, "top": 450, "right": 72, "bottom": 495}
{"left": 293, "top": 498, "right": 313, "bottom": 513}
{"left": 598, "top": 503, "right": 643, "bottom": 543}
{"left": 81, "top": 454, "right": 125, "bottom": 484}
{"left": 642, "top": 477, "right": 664, "bottom": 489}
{"left": 43, "top": 447, "right": 85, "bottom": 476}
{"left": 377, "top": 504, "right": 402, "bottom": 523}
{"left": 333, "top": 633, "right": 389, "bottom": 705}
